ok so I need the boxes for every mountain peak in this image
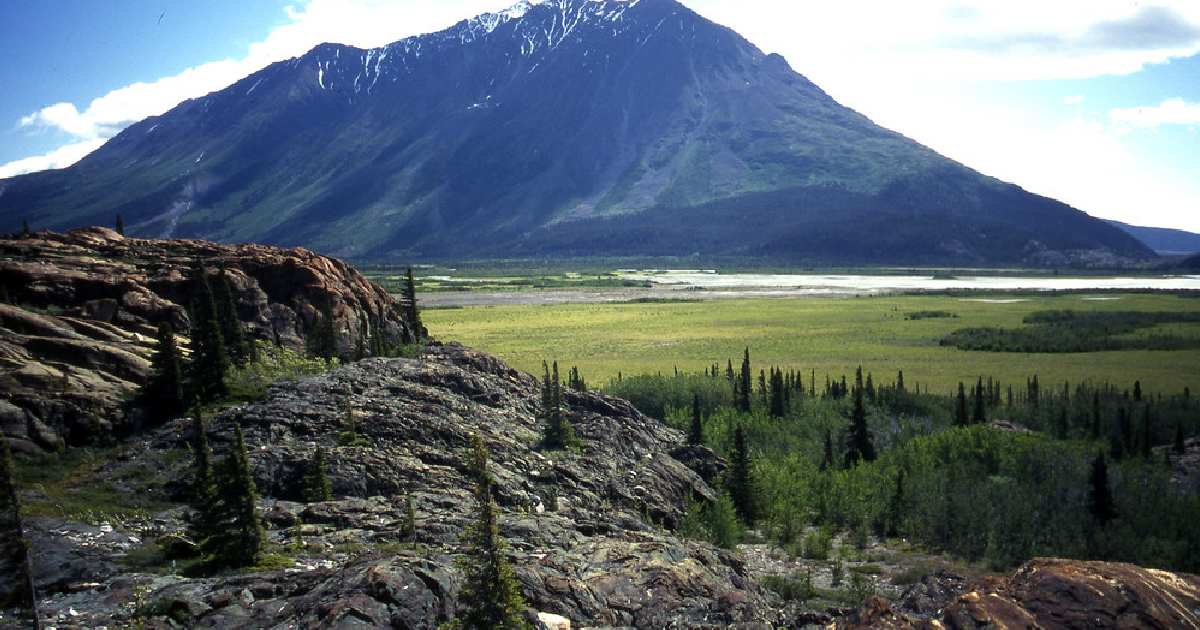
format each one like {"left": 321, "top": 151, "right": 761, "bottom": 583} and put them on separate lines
{"left": 0, "top": 0, "right": 1152, "bottom": 266}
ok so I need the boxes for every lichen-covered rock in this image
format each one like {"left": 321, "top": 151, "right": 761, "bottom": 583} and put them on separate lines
{"left": 17, "top": 344, "right": 784, "bottom": 628}
{"left": 0, "top": 228, "right": 416, "bottom": 452}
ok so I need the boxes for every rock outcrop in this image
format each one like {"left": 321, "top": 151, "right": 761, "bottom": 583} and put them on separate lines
{"left": 839, "top": 558, "right": 1200, "bottom": 629}
{"left": 13, "top": 343, "right": 785, "bottom": 628}
{"left": 0, "top": 228, "right": 417, "bottom": 453}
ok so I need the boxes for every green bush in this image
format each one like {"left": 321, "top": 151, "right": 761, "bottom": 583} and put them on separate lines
{"left": 762, "top": 571, "right": 815, "bottom": 602}
{"left": 226, "top": 341, "right": 335, "bottom": 403}
{"left": 801, "top": 529, "right": 832, "bottom": 560}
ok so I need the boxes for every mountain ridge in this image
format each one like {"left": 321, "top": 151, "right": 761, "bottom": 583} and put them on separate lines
{"left": 1107, "top": 219, "right": 1200, "bottom": 255}
{"left": 0, "top": 0, "right": 1153, "bottom": 266}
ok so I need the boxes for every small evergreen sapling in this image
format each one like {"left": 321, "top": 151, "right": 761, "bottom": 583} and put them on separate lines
{"left": 188, "top": 266, "right": 229, "bottom": 403}
{"left": 213, "top": 268, "right": 254, "bottom": 365}
{"left": 972, "top": 378, "right": 986, "bottom": 424}
{"left": 540, "top": 361, "right": 578, "bottom": 450}
{"left": 302, "top": 446, "right": 333, "bottom": 502}
{"left": 954, "top": 383, "right": 968, "bottom": 427}
{"left": 687, "top": 393, "right": 704, "bottom": 446}
{"left": 844, "top": 375, "right": 876, "bottom": 467}
{"left": 726, "top": 424, "right": 757, "bottom": 524}
{"left": 307, "top": 300, "right": 339, "bottom": 362}
{"left": 1088, "top": 454, "right": 1117, "bottom": 526}
{"left": 457, "top": 435, "right": 530, "bottom": 629}
{"left": 402, "top": 268, "right": 424, "bottom": 342}
{"left": 202, "top": 425, "right": 265, "bottom": 569}
{"left": 402, "top": 495, "right": 417, "bottom": 546}
{"left": 144, "top": 322, "right": 186, "bottom": 419}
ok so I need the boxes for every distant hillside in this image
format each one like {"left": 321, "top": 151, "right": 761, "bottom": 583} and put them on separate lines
{"left": 0, "top": 0, "right": 1153, "bottom": 266}
{"left": 1107, "top": 220, "right": 1200, "bottom": 255}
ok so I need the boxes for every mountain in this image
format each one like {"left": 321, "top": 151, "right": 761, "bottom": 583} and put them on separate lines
{"left": 1107, "top": 220, "right": 1200, "bottom": 255}
{"left": 0, "top": 0, "right": 1152, "bottom": 266}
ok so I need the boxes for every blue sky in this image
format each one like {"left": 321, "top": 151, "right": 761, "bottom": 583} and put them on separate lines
{"left": 2, "top": 0, "right": 1198, "bottom": 232}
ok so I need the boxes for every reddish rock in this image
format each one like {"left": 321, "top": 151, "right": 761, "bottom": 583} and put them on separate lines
{"left": 0, "top": 227, "right": 418, "bottom": 451}
{"left": 839, "top": 558, "right": 1200, "bottom": 629}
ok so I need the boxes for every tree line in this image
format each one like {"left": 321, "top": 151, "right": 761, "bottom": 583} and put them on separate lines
{"left": 606, "top": 349, "right": 1200, "bottom": 572}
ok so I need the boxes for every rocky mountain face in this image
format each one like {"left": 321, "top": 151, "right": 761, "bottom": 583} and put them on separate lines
{"left": 0, "top": 228, "right": 417, "bottom": 454}
{"left": 0, "top": 0, "right": 1151, "bottom": 266}
{"left": 840, "top": 558, "right": 1200, "bottom": 629}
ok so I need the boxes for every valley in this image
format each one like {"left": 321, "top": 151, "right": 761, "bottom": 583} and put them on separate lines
{"left": 424, "top": 288, "right": 1200, "bottom": 394}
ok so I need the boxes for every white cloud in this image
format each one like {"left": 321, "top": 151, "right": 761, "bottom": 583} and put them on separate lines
{"left": 0, "top": 139, "right": 107, "bottom": 178}
{"left": 1063, "top": 95, "right": 1086, "bottom": 105}
{"left": 4, "top": 0, "right": 514, "bottom": 175}
{"left": 1109, "top": 98, "right": 1200, "bottom": 128}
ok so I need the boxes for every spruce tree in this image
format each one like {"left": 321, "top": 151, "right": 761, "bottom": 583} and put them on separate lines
{"left": 302, "top": 446, "right": 333, "bottom": 502}
{"left": 1, "top": 437, "right": 38, "bottom": 620}
{"left": 845, "top": 378, "right": 876, "bottom": 466}
{"left": 886, "top": 470, "right": 905, "bottom": 537}
{"left": 1119, "top": 406, "right": 1133, "bottom": 453}
{"left": 972, "top": 378, "right": 986, "bottom": 424}
{"left": 1055, "top": 406, "right": 1069, "bottom": 440}
{"left": 187, "top": 408, "right": 219, "bottom": 560}
{"left": 1110, "top": 424, "right": 1126, "bottom": 461}
{"left": 567, "top": 366, "right": 587, "bottom": 392}
{"left": 954, "top": 382, "right": 969, "bottom": 427}
{"left": 307, "top": 300, "right": 338, "bottom": 362}
{"left": 402, "top": 268, "right": 424, "bottom": 342}
{"left": 188, "top": 266, "right": 229, "bottom": 403}
{"left": 115, "top": 214, "right": 125, "bottom": 236}
{"left": 896, "top": 370, "right": 905, "bottom": 393}
{"left": 1175, "top": 422, "right": 1187, "bottom": 454}
{"left": 738, "top": 348, "right": 751, "bottom": 412}
{"left": 1140, "top": 406, "right": 1153, "bottom": 461}
{"left": 458, "top": 436, "right": 530, "bottom": 629}
{"left": 726, "top": 424, "right": 756, "bottom": 524}
{"left": 1133, "top": 380, "right": 1143, "bottom": 402}
{"left": 820, "top": 429, "right": 834, "bottom": 472}
{"left": 20, "top": 219, "right": 30, "bottom": 238}
{"left": 402, "top": 495, "right": 417, "bottom": 546}
{"left": 202, "top": 425, "right": 264, "bottom": 569}
{"left": 688, "top": 393, "right": 704, "bottom": 446}
{"left": 1091, "top": 392, "right": 1102, "bottom": 440}
{"left": 540, "top": 362, "right": 577, "bottom": 450}
{"left": 214, "top": 269, "right": 253, "bottom": 365}
{"left": 769, "top": 368, "right": 786, "bottom": 418}
{"left": 143, "top": 322, "right": 186, "bottom": 419}
{"left": 1088, "top": 454, "right": 1117, "bottom": 526}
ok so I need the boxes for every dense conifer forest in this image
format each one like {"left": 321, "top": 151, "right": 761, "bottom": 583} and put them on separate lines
{"left": 605, "top": 353, "right": 1200, "bottom": 572}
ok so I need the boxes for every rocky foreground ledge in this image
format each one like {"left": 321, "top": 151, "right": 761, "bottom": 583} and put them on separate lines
{"left": 9, "top": 344, "right": 1200, "bottom": 629}
{"left": 12, "top": 343, "right": 774, "bottom": 628}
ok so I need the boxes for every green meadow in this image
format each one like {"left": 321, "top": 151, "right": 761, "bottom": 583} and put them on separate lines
{"left": 424, "top": 292, "right": 1200, "bottom": 396}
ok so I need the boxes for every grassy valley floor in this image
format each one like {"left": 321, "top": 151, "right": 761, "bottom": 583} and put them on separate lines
{"left": 424, "top": 292, "right": 1200, "bottom": 395}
